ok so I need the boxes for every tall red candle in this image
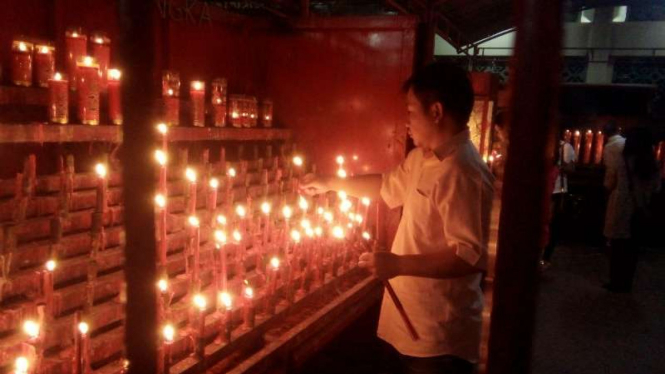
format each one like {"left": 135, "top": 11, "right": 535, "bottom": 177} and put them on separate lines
{"left": 593, "top": 131, "right": 605, "bottom": 164}
{"left": 34, "top": 44, "right": 55, "bottom": 88}
{"left": 90, "top": 34, "right": 110, "bottom": 90}
{"left": 212, "top": 78, "right": 227, "bottom": 127}
{"left": 162, "top": 71, "right": 180, "bottom": 126}
{"left": 107, "top": 69, "right": 122, "bottom": 125}
{"left": 583, "top": 130, "right": 593, "bottom": 164}
{"left": 208, "top": 178, "right": 219, "bottom": 218}
{"left": 185, "top": 168, "right": 197, "bottom": 216}
{"left": 572, "top": 130, "right": 581, "bottom": 161}
{"left": 229, "top": 95, "right": 242, "bottom": 128}
{"left": 242, "top": 285, "right": 255, "bottom": 329}
{"left": 65, "top": 29, "right": 87, "bottom": 91}
{"left": 43, "top": 260, "right": 56, "bottom": 318}
{"left": 189, "top": 217, "right": 201, "bottom": 291}
{"left": 95, "top": 163, "right": 108, "bottom": 213}
{"left": 190, "top": 81, "right": 205, "bottom": 127}
{"left": 260, "top": 99, "right": 273, "bottom": 128}
{"left": 11, "top": 40, "right": 33, "bottom": 87}
{"left": 77, "top": 56, "right": 100, "bottom": 125}
{"left": 48, "top": 73, "right": 69, "bottom": 124}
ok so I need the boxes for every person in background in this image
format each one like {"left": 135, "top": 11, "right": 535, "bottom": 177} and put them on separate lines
{"left": 602, "top": 122, "right": 633, "bottom": 293}
{"left": 301, "top": 62, "right": 494, "bottom": 374}
{"left": 540, "top": 129, "right": 576, "bottom": 270}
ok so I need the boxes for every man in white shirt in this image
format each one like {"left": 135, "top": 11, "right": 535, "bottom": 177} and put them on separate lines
{"left": 301, "top": 62, "right": 494, "bottom": 374}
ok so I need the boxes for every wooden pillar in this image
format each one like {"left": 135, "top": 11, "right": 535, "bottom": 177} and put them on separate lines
{"left": 415, "top": 0, "right": 436, "bottom": 68}
{"left": 486, "top": 0, "right": 562, "bottom": 374}
{"left": 118, "top": 1, "right": 160, "bottom": 373}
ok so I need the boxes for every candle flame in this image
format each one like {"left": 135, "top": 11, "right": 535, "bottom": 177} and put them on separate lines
{"left": 489, "top": 155, "right": 495, "bottom": 163}
{"left": 217, "top": 215, "right": 227, "bottom": 225}
{"left": 298, "top": 196, "right": 309, "bottom": 211}
{"left": 83, "top": 56, "right": 94, "bottom": 66}
{"left": 362, "top": 231, "right": 371, "bottom": 240}
{"left": 317, "top": 207, "right": 324, "bottom": 215}
{"left": 191, "top": 81, "right": 204, "bottom": 91}
{"left": 232, "top": 111, "right": 239, "bottom": 119}
{"left": 227, "top": 168, "right": 237, "bottom": 178}
{"left": 482, "top": 155, "right": 488, "bottom": 163}
{"left": 353, "top": 154, "right": 359, "bottom": 161}
{"left": 214, "top": 230, "right": 227, "bottom": 244}
{"left": 185, "top": 168, "right": 197, "bottom": 182}
{"left": 270, "top": 257, "right": 280, "bottom": 269}
{"left": 347, "top": 223, "right": 353, "bottom": 228}
{"left": 305, "top": 227, "right": 315, "bottom": 237}
{"left": 337, "top": 191, "right": 348, "bottom": 201}
{"left": 167, "top": 88, "right": 174, "bottom": 96}
{"left": 95, "top": 163, "right": 107, "bottom": 178}
{"left": 300, "top": 219, "right": 311, "bottom": 229}
{"left": 220, "top": 292, "right": 232, "bottom": 310}
{"left": 323, "top": 211, "right": 333, "bottom": 223}
{"left": 23, "top": 320, "right": 40, "bottom": 339}
{"left": 574, "top": 130, "right": 580, "bottom": 136}
{"left": 261, "top": 202, "right": 271, "bottom": 215}
{"left": 355, "top": 215, "right": 363, "bottom": 224}
{"left": 290, "top": 230, "right": 302, "bottom": 243}
{"left": 154, "top": 194, "right": 166, "bottom": 208}
{"left": 282, "top": 206, "right": 293, "bottom": 219}
{"left": 235, "top": 205, "right": 246, "bottom": 218}
{"left": 314, "top": 227, "right": 323, "bottom": 237}
{"left": 336, "top": 155, "right": 345, "bottom": 165}
{"left": 53, "top": 72, "right": 63, "bottom": 81}
{"left": 244, "top": 285, "right": 254, "bottom": 299}
{"left": 45, "top": 259, "right": 56, "bottom": 271}
{"left": 108, "top": 69, "right": 121, "bottom": 80}
{"left": 15, "top": 357, "right": 29, "bottom": 374}
{"left": 292, "top": 156, "right": 304, "bottom": 167}
{"left": 39, "top": 45, "right": 50, "bottom": 54}
{"left": 209, "top": 178, "right": 219, "bottom": 189}
{"left": 156, "top": 123, "right": 168, "bottom": 135}
{"left": 94, "top": 37, "right": 104, "bottom": 44}
{"left": 188, "top": 216, "right": 200, "bottom": 227}
{"left": 157, "top": 279, "right": 168, "bottom": 293}
{"left": 361, "top": 197, "right": 370, "bottom": 206}
{"left": 340, "top": 200, "right": 353, "bottom": 213}
{"left": 18, "top": 42, "right": 28, "bottom": 52}
{"left": 193, "top": 294, "right": 207, "bottom": 310}
{"left": 586, "top": 129, "right": 592, "bottom": 134}
{"left": 78, "top": 322, "right": 89, "bottom": 335}
{"left": 162, "top": 324, "right": 175, "bottom": 343}
{"left": 337, "top": 168, "right": 347, "bottom": 179}
{"left": 232, "top": 229, "right": 242, "bottom": 243}
{"left": 154, "top": 150, "right": 168, "bottom": 166}
{"left": 332, "top": 226, "right": 345, "bottom": 239}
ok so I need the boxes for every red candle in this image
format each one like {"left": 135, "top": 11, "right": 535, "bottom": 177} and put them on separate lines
{"left": 34, "top": 44, "right": 55, "bottom": 88}
{"left": 74, "top": 319, "right": 90, "bottom": 374}
{"left": 583, "top": 130, "right": 593, "bottom": 164}
{"left": 107, "top": 69, "right": 122, "bottom": 125}
{"left": 219, "top": 292, "right": 233, "bottom": 342}
{"left": 249, "top": 96, "right": 258, "bottom": 127}
{"left": 192, "top": 294, "right": 207, "bottom": 358}
{"left": 209, "top": 178, "right": 219, "bottom": 219}
{"left": 65, "top": 29, "right": 87, "bottom": 91}
{"left": 563, "top": 129, "right": 572, "bottom": 143}
{"left": 572, "top": 130, "right": 581, "bottom": 161}
{"left": 242, "top": 285, "right": 255, "bottom": 329}
{"left": 215, "top": 231, "right": 228, "bottom": 292}
{"left": 190, "top": 81, "right": 205, "bottom": 127}
{"left": 48, "top": 73, "right": 69, "bottom": 124}
{"left": 185, "top": 168, "right": 197, "bottom": 216}
{"left": 261, "top": 202, "right": 272, "bottom": 247}
{"left": 163, "top": 70, "right": 180, "bottom": 126}
{"left": 95, "top": 163, "right": 108, "bottom": 213}
{"left": 161, "top": 325, "right": 175, "bottom": 374}
{"left": 11, "top": 40, "right": 33, "bottom": 86}
{"left": 268, "top": 257, "right": 280, "bottom": 305}
{"left": 593, "top": 131, "right": 605, "bottom": 164}
{"left": 212, "top": 78, "right": 227, "bottom": 127}
{"left": 77, "top": 56, "right": 100, "bottom": 125}
{"left": 260, "top": 99, "right": 273, "bottom": 128}
{"left": 229, "top": 95, "right": 242, "bottom": 128}
{"left": 155, "top": 194, "right": 167, "bottom": 266}
{"left": 90, "top": 34, "right": 110, "bottom": 90}
{"left": 43, "top": 260, "right": 56, "bottom": 318}
{"left": 189, "top": 216, "right": 201, "bottom": 291}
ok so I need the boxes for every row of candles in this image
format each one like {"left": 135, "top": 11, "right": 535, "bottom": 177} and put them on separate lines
{"left": 10, "top": 28, "right": 112, "bottom": 90}
{"left": 162, "top": 71, "right": 273, "bottom": 128}
{"left": 566, "top": 129, "right": 604, "bottom": 165}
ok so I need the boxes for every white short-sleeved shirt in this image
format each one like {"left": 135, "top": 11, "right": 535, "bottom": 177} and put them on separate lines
{"left": 553, "top": 141, "right": 576, "bottom": 194}
{"left": 377, "top": 129, "right": 494, "bottom": 362}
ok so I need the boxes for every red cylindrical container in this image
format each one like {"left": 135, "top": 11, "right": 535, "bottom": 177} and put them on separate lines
{"left": 593, "top": 131, "right": 605, "bottom": 164}
{"left": 212, "top": 78, "right": 228, "bottom": 127}
{"left": 583, "top": 130, "right": 593, "bottom": 164}
{"left": 49, "top": 72, "right": 69, "bottom": 124}
{"left": 65, "top": 28, "right": 87, "bottom": 91}
{"left": 108, "top": 68, "right": 122, "bottom": 125}
{"left": 229, "top": 94, "right": 242, "bottom": 128}
{"left": 11, "top": 40, "right": 33, "bottom": 86}
{"left": 260, "top": 99, "right": 273, "bottom": 128}
{"left": 240, "top": 96, "right": 250, "bottom": 128}
{"left": 249, "top": 96, "right": 258, "bottom": 127}
{"left": 34, "top": 44, "right": 55, "bottom": 88}
{"left": 162, "top": 71, "right": 180, "bottom": 126}
{"left": 573, "top": 130, "right": 581, "bottom": 161}
{"left": 90, "top": 34, "right": 111, "bottom": 90}
{"left": 77, "top": 56, "right": 100, "bottom": 125}
{"left": 190, "top": 81, "right": 205, "bottom": 127}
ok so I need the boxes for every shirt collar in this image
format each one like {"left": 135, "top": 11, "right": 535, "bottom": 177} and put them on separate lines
{"left": 432, "top": 128, "right": 470, "bottom": 161}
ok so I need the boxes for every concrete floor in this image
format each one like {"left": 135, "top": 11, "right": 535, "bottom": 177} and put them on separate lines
{"left": 300, "top": 243, "right": 665, "bottom": 374}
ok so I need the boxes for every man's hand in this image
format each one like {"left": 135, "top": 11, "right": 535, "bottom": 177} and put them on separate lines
{"left": 299, "top": 173, "right": 329, "bottom": 195}
{"left": 358, "top": 252, "right": 401, "bottom": 280}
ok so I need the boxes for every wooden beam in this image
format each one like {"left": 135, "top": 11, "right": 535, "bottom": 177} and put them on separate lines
{"left": 485, "top": 1, "right": 562, "bottom": 374}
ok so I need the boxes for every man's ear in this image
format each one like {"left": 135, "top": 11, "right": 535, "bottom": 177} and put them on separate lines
{"left": 429, "top": 102, "right": 444, "bottom": 124}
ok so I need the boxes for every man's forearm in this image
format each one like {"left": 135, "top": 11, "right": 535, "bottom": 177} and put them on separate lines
{"left": 325, "top": 174, "right": 383, "bottom": 199}
{"left": 396, "top": 250, "right": 482, "bottom": 279}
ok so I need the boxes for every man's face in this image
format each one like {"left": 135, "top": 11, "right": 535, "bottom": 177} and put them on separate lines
{"left": 406, "top": 88, "right": 439, "bottom": 150}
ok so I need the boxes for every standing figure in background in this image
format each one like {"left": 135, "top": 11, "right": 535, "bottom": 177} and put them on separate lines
{"left": 602, "top": 122, "right": 633, "bottom": 293}
{"left": 540, "top": 130, "right": 576, "bottom": 270}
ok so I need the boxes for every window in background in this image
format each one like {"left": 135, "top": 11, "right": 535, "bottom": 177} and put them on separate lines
{"left": 581, "top": 8, "right": 595, "bottom": 23}
{"left": 613, "top": 6, "right": 628, "bottom": 23}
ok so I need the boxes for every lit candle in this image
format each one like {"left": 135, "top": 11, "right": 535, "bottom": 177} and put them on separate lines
{"left": 11, "top": 40, "right": 33, "bottom": 86}
{"left": 90, "top": 34, "right": 110, "bottom": 90}
{"left": 261, "top": 202, "right": 272, "bottom": 248}
{"left": 65, "top": 28, "right": 87, "bottom": 91}
{"left": 156, "top": 123, "right": 169, "bottom": 154}
{"left": 573, "top": 130, "right": 581, "bottom": 161}
{"left": 229, "top": 94, "right": 241, "bottom": 128}
{"left": 209, "top": 178, "right": 219, "bottom": 221}
{"left": 267, "top": 257, "right": 280, "bottom": 314}
{"left": 225, "top": 167, "right": 236, "bottom": 207}
{"left": 157, "top": 277, "right": 170, "bottom": 321}
{"left": 75, "top": 320, "right": 90, "bottom": 374}
{"left": 582, "top": 130, "right": 593, "bottom": 164}
{"left": 190, "top": 81, "right": 205, "bottom": 127}
{"left": 331, "top": 225, "right": 345, "bottom": 276}
{"left": 14, "top": 356, "right": 29, "bottom": 374}
{"left": 185, "top": 168, "right": 197, "bottom": 216}
{"left": 161, "top": 324, "right": 175, "bottom": 374}
{"left": 155, "top": 194, "right": 167, "bottom": 266}
{"left": 563, "top": 129, "right": 572, "bottom": 143}
{"left": 298, "top": 196, "right": 309, "bottom": 216}
{"left": 189, "top": 216, "right": 201, "bottom": 292}
{"left": 593, "top": 131, "right": 604, "bottom": 165}
{"left": 260, "top": 99, "right": 273, "bottom": 128}
{"left": 76, "top": 56, "right": 100, "bottom": 125}
{"left": 242, "top": 283, "right": 255, "bottom": 329}
{"left": 107, "top": 69, "right": 122, "bottom": 125}
{"left": 214, "top": 230, "right": 228, "bottom": 292}
{"left": 162, "top": 71, "right": 180, "bottom": 126}
{"left": 219, "top": 292, "right": 233, "bottom": 343}
{"left": 360, "top": 197, "right": 370, "bottom": 231}
{"left": 48, "top": 72, "right": 69, "bottom": 124}
{"left": 232, "top": 229, "right": 244, "bottom": 278}
{"left": 34, "top": 44, "right": 55, "bottom": 88}
{"left": 282, "top": 205, "right": 293, "bottom": 238}
{"left": 95, "top": 163, "right": 108, "bottom": 213}
{"left": 336, "top": 155, "right": 347, "bottom": 179}
{"left": 43, "top": 260, "right": 56, "bottom": 318}
{"left": 212, "top": 78, "right": 228, "bottom": 127}
{"left": 23, "top": 319, "right": 40, "bottom": 344}
{"left": 193, "top": 294, "right": 207, "bottom": 359}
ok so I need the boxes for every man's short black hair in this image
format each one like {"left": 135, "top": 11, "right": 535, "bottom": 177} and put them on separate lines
{"left": 603, "top": 121, "right": 619, "bottom": 137}
{"left": 402, "top": 62, "right": 475, "bottom": 127}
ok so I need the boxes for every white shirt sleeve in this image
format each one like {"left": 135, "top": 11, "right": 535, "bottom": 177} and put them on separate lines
{"left": 563, "top": 143, "right": 576, "bottom": 163}
{"left": 380, "top": 149, "right": 417, "bottom": 209}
